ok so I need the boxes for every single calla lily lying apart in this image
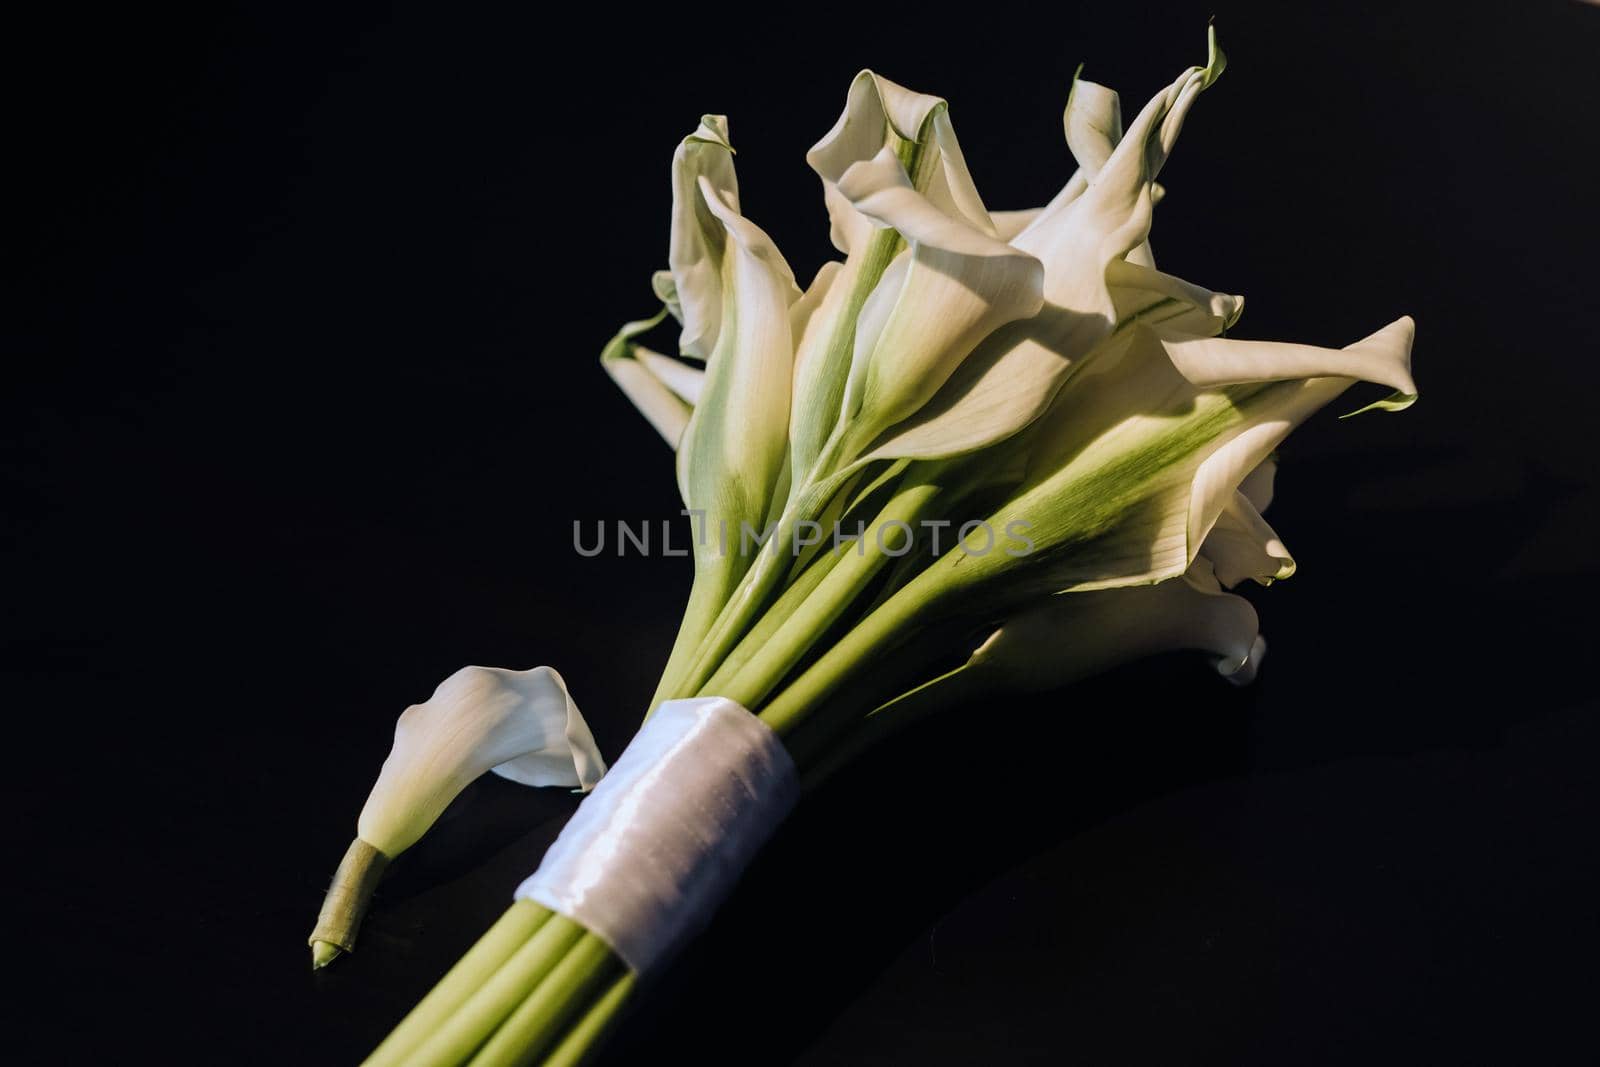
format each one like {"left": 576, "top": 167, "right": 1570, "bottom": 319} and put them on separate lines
{"left": 333, "top": 28, "right": 1417, "bottom": 1065}
{"left": 309, "top": 666, "right": 604, "bottom": 967}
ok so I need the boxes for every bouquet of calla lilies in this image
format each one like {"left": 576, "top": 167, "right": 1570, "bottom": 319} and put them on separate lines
{"left": 312, "top": 28, "right": 1416, "bottom": 1065}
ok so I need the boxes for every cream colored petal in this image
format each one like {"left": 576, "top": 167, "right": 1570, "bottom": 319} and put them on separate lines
{"left": 1107, "top": 258, "right": 1243, "bottom": 336}
{"left": 634, "top": 346, "right": 704, "bottom": 405}
{"left": 865, "top": 255, "right": 1237, "bottom": 464}
{"left": 599, "top": 311, "right": 692, "bottom": 448}
{"left": 922, "top": 106, "right": 995, "bottom": 235}
{"left": 651, "top": 270, "right": 682, "bottom": 327}
{"left": 1187, "top": 419, "right": 1280, "bottom": 567}
{"left": 789, "top": 71, "right": 1007, "bottom": 483}
{"left": 675, "top": 174, "right": 799, "bottom": 543}
{"left": 861, "top": 37, "right": 1225, "bottom": 465}
{"left": 858, "top": 311, "right": 1100, "bottom": 462}
{"left": 356, "top": 666, "right": 606, "bottom": 858}
{"left": 666, "top": 116, "right": 740, "bottom": 360}
{"left": 1238, "top": 456, "right": 1278, "bottom": 512}
{"left": 991, "top": 207, "right": 1043, "bottom": 241}
{"left": 967, "top": 558, "right": 1262, "bottom": 692}
{"left": 1064, "top": 75, "right": 1122, "bottom": 176}
{"left": 790, "top": 261, "right": 844, "bottom": 354}
{"left": 1201, "top": 490, "right": 1296, "bottom": 587}
{"left": 819, "top": 180, "right": 875, "bottom": 256}
{"left": 807, "top": 70, "right": 994, "bottom": 237}
{"left": 940, "top": 312, "right": 1415, "bottom": 600}
{"left": 1182, "top": 339, "right": 1417, "bottom": 578}
{"left": 1161, "top": 316, "right": 1416, "bottom": 397}
{"left": 832, "top": 149, "right": 1045, "bottom": 445}
{"left": 1002, "top": 71, "right": 1124, "bottom": 249}
{"left": 604, "top": 359, "right": 691, "bottom": 447}
{"left": 788, "top": 254, "right": 873, "bottom": 481}
{"left": 1014, "top": 32, "right": 1223, "bottom": 307}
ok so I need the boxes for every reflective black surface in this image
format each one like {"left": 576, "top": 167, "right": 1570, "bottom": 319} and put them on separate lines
{"left": 8, "top": 2, "right": 1598, "bottom": 1063}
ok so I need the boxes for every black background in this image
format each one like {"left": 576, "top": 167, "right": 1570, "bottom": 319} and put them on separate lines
{"left": 8, "top": 2, "right": 1599, "bottom": 1063}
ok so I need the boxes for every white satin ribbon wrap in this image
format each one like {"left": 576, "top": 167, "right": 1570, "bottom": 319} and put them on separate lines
{"left": 514, "top": 696, "right": 798, "bottom": 975}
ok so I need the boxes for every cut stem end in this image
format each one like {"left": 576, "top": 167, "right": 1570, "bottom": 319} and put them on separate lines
{"left": 307, "top": 837, "right": 390, "bottom": 968}
{"left": 311, "top": 939, "right": 343, "bottom": 969}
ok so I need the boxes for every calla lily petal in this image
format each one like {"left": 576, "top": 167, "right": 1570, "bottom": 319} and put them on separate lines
{"left": 862, "top": 260, "right": 1233, "bottom": 464}
{"left": 357, "top": 665, "right": 606, "bottom": 859}
{"left": 310, "top": 666, "right": 605, "bottom": 965}
{"left": 627, "top": 263, "right": 831, "bottom": 458}
{"left": 967, "top": 557, "right": 1263, "bottom": 692}
{"left": 790, "top": 261, "right": 844, "bottom": 357}
{"left": 1014, "top": 31, "right": 1223, "bottom": 302}
{"left": 666, "top": 116, "right": 740, "bottom": 360}
{"left": 1238, "top": 455, "right": 1277, "bottom": 511}
{"left": 789, "top": 71, "right": 1004, "bottom": 484}
{"left": 674, "top": 149, "right": 802, "bottom": 543}
{"left": 833, "top": 147, "right": 1045, "bottom": 445}
{"left": 807, "top": 70, "right": 994, "bottom": 237}
{"left": 857, "top": 36, "right": 1226, "bottom": 464}
{"left": 651, "top": 270, "right": 682, "bottom": 327}
{"left": 1107, "top": 259, "right": 1243, "bottom": 336}
{"left": 1161, "top": 316, "right": 1417, "bottom": 396}
{"left": 600, "top": 312, "right": 697, "bottom": 448}
{"left": 1201, "top": 489, "right": 1296, "bottom": 587}
{"left": 991, "top": 207, "right": 1044, "bottom": 241}
{"left": 987, "top": 69, "right": 1124, "bottom": 248}
{"left": 634, "top": 346, "right": 704, "bottom": 406}
{"left": 1064, "top": 74, "right": 1122, "bottom": 178}
{"left": 786, "top": 223, "right": 876, "bottom": 478}
{"left": 938, "top": 311, "right": 1414, "bottom": 601}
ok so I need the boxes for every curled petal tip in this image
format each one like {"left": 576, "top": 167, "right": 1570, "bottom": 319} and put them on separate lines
{"left": 1340, "top": 391, "right": 1418, "bottom": 418}
{"left": 1204, "top": 24, "right": 1227, "bottom": 86}
{"left": 1219, "top": 633, "right": 1267, "bottom": 686}
{"left": 689, "top": 114, "right": 732, "bottom": 151}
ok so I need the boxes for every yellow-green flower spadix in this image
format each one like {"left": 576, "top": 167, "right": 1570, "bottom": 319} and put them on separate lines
{"left": 364, "top": 28, "right": 1418, "bottom": 1064}
{"left": 309, "top": 666, "right": 604, "bottom": 968}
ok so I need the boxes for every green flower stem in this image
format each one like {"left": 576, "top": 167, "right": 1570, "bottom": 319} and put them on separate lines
{"left": 403, "top": 913, "right": 586, "bottom": 1067}
{"left": 368, "top": 483, "right": 948, "bottom": 1067}
{"left": 803, "top": 660, "right": 991, "bottom": 789}
{"left": 784, "top": 224, "right": 903, "bottom": 479}
{"left": 698, "top": 537, "right": 847, "bottom": 697}
{"left": 542, "top": 971, "right": 638, "bottom": 1067}
{"left": 465, "top": 933, "right": 621, "bottom": 1067}
{"left": 648, "top": 378, "right": 862, "bottom": 710}
{"left": 646, "top": 557, "right": 747, "bottom": 712}
{"left": 759, "top": 565, "right": 953, "bottom": 770}
{"left": 696, "top": 460, "right": 911, "bottom": 700}
{"left": 717, "top": 478, "right": 944, "bottom": 711}
{"left": 657, "top": 460, "right": 847, "bottom": 705}
{"left": 363, "top": 901, "right": 551, "bottom": 1066}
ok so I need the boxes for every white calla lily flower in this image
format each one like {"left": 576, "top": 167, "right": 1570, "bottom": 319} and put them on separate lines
{"left": 918, "top": 314, "right": 1414, "bottom": 602}
{"left": 967, "top": 556, "right": 1266, "bottom": 693}
{"left": 664, "top": 116, "right": 742, "bottom": 360}
{"left": 787, "top": 69, "right": 1003, "bottom": 484}
{"left": 644, "top": 116, "right": 808, "bottom": 706}
{"left": 309, "top": 666, "right": 605, "bottom": 967}
{"left": 360, "top": 666, "right": 606, "bottom": 850}
{"left": 859, "top": 33, "right": 1228, "bottom": 463}
{"left": 833, "top": 151, "right": 1044, "bottom": 453}
{"left": 666, "top": 117, "right": 801, "bottom": 523}
{"left": 354, "top": 33, "right": 1423, "bottom": 1060}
